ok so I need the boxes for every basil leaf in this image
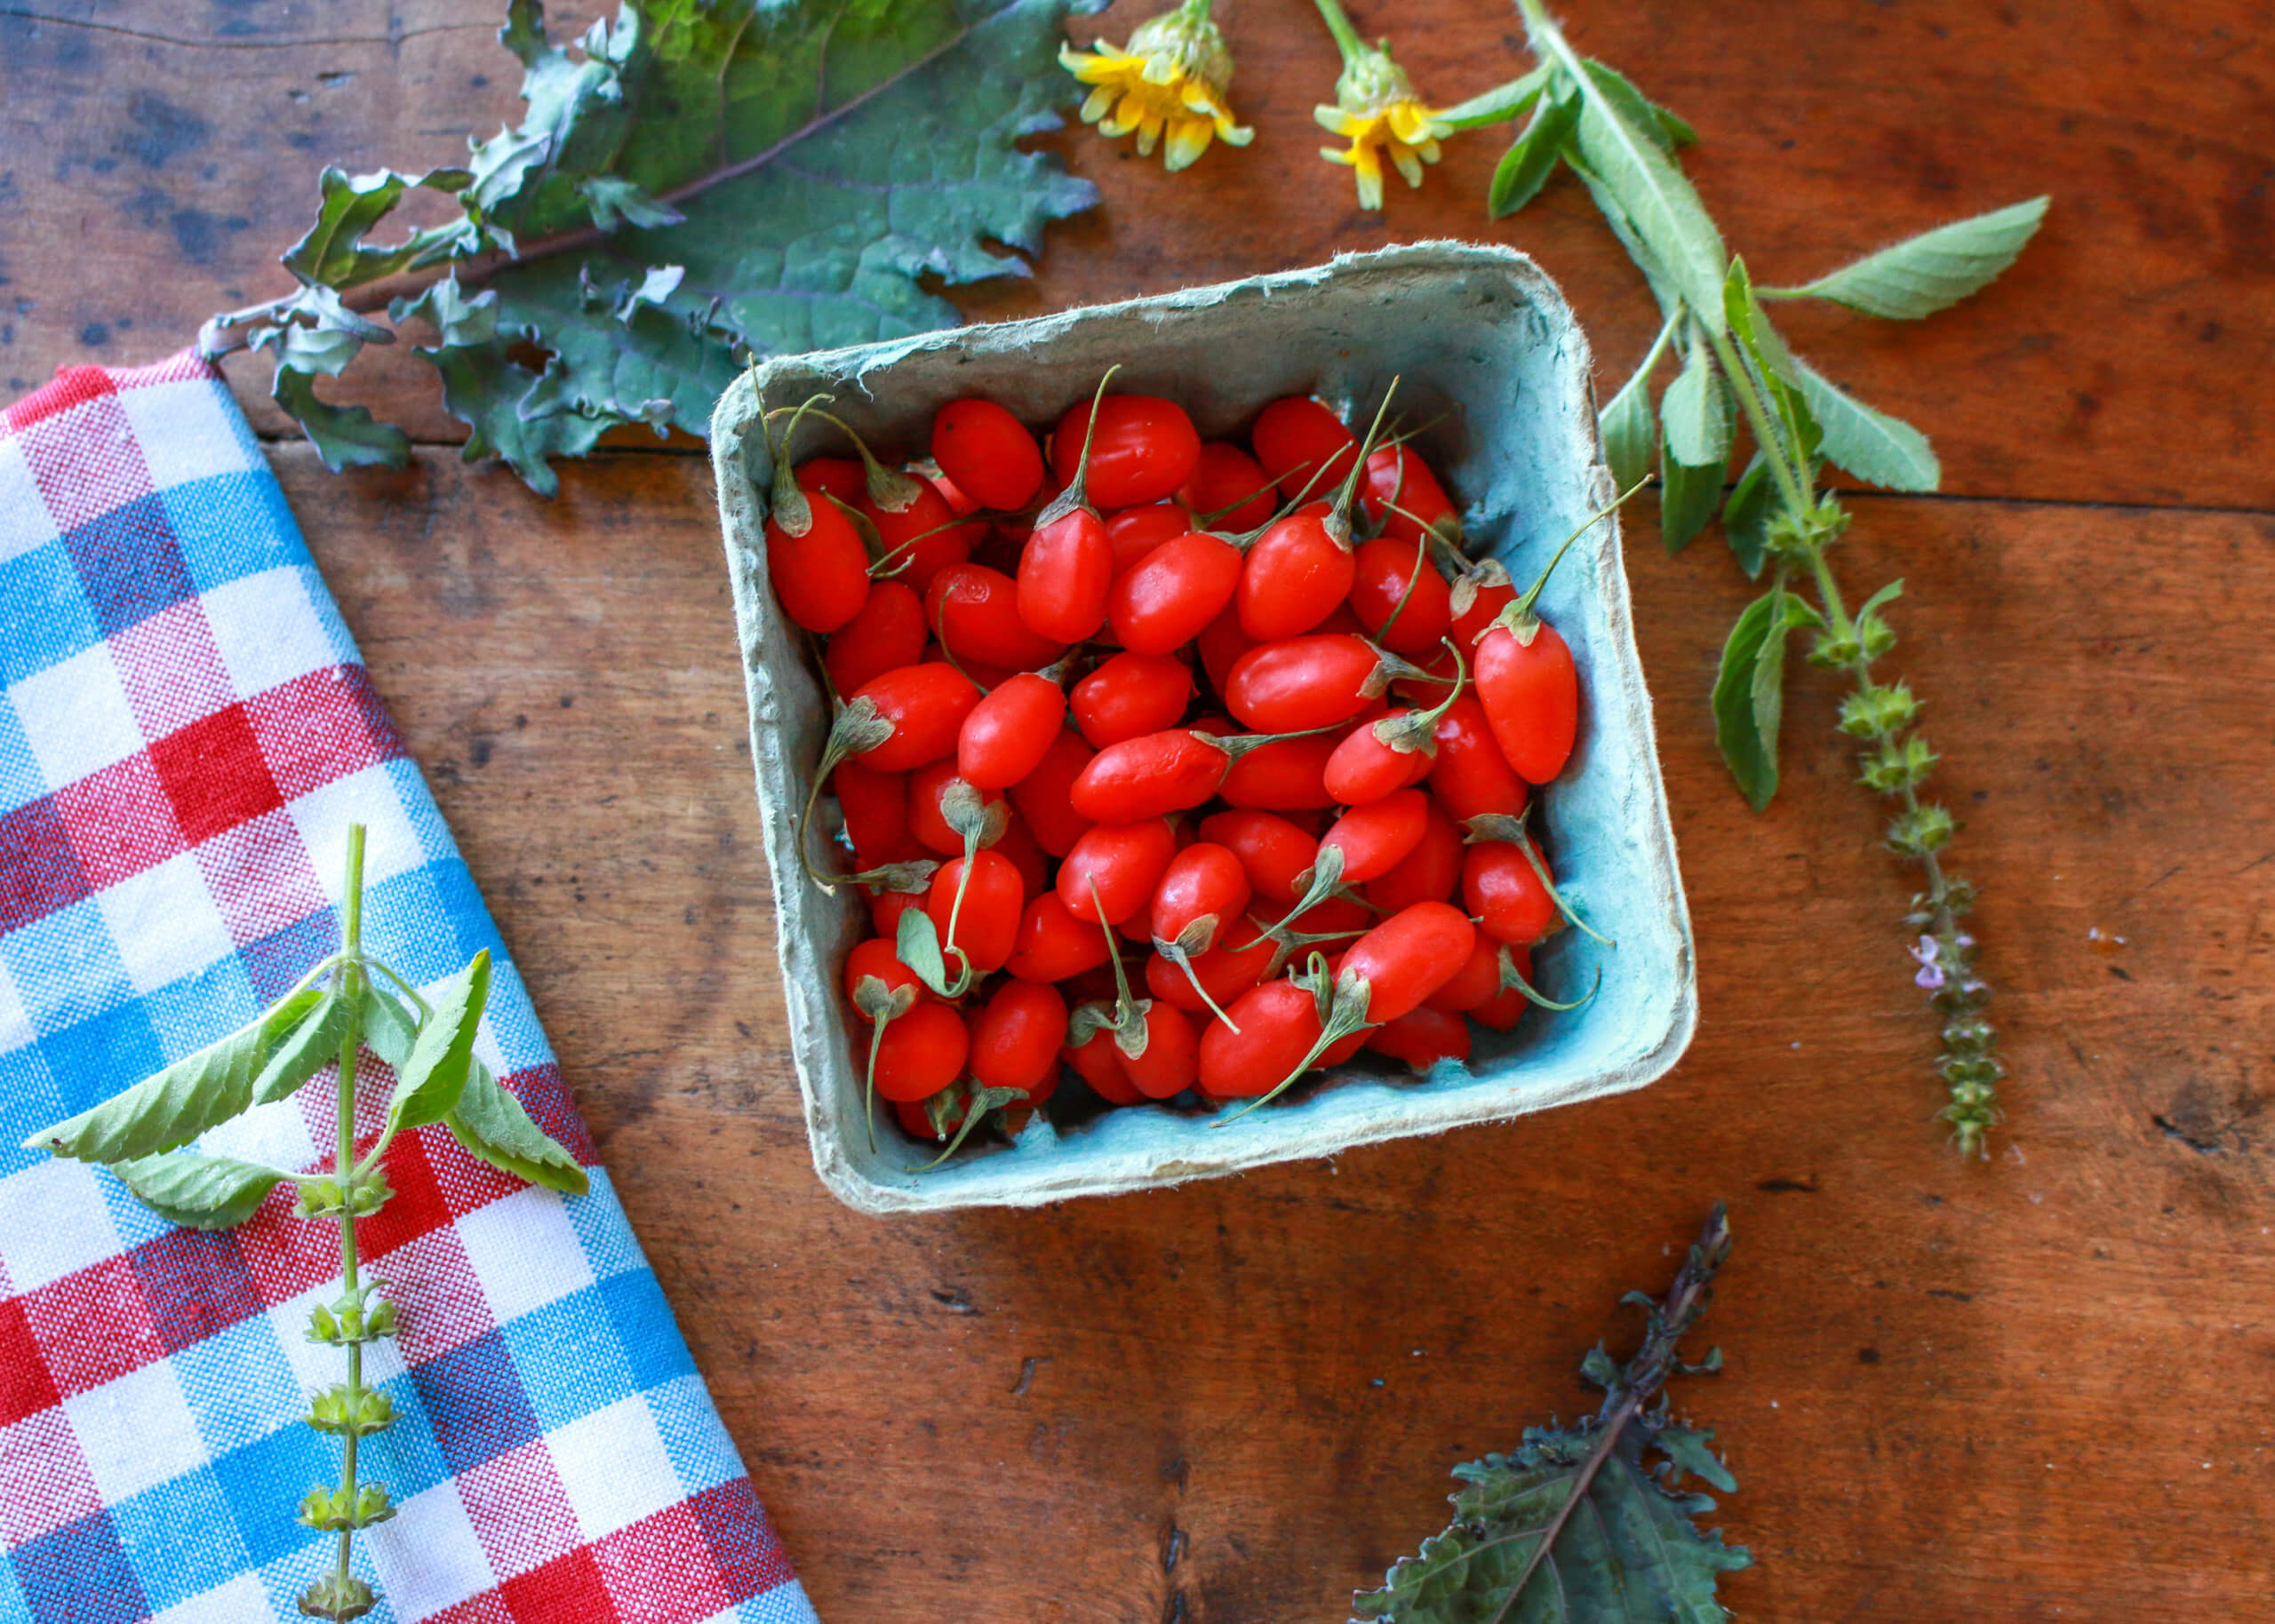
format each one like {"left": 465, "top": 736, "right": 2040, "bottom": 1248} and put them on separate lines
{"left": 896, "top": 906, "right": 954, "bottom": 998}
{"left": 1714, "top": 589, "right": 1820, "bottom": 810}
{"left": 1765, "top": 196, "right": 2050, "bottom": 320}
{"left": 1720, "top": 452, "right": 1773, "bottom": 579}
{"left": 1659, "top": 446, "right": 1724, "bottom": 556}
{"left": 251, "top": 988, "right": 354, "bottom": 1106}
{"left": 445, "top": 1058, "right": 589, "bottom": 1197}
{"left": 1488, "top": 88, "right": 1578, "bottom": 219}
{"left": 109, "top": 1150, "right": 286, "bottom": 1231}
{"left": 386, "top": 951, "right": 491, "bottom": 1134}
{"left": 1569, "top": 74, "right": 1728, "bottom": 330}
{"left": 1437, "top": 62, "right": 1554, "bottom": 131}
{"left": 24, "top": 988, "right": 323, "bottom": 1163}
{"left": 1793, "top": 359, "right": 1941, "bottom": 492}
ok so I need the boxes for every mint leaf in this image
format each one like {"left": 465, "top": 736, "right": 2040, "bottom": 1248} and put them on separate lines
{"left": 1713, "top": 589, "right": 1819, "bottom": 810}
{"left": 251, "top": 988, "right": 354, "bottom": 1107}
{"left": 1660, "top": 335, "right": 1730, "bottom": 468}
{"left": 25, "top": 989, "right": 323, "bottom": 1164}
{"left": 1596, "top": 348, "right": 1657, "bottom": 494}
{"left": 386, "top": 952, "right": 491, "bottom": 1134}
{"left": 1487, "top": 85, "right": 1577, "bottom": 219}
{"left": 110, "top": 1150, "right": 287, "bottom": 1231}
{"left": 228, "top": 0, "right": 1098, "bottom": 491}
{"left": 1435, "top": 63, "right": 1553, "bottom": 131}
{"left": 1765, "top": 195, "right": 2050, "bottom": 319}
{"left": 446, "top": 1059, "right": 589, "bottom": 1196}
{"left": 361, "top": 983, "right": 420, "bottom": 1070}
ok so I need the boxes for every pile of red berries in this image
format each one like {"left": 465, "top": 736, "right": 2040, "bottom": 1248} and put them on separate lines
{"left": 762, "top": 373, "right": 1592, "bottom": 1166}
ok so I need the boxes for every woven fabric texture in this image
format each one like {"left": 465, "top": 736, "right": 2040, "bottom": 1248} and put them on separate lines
{"left": 0, "top": 354, "right": 816, "bottom": 1624}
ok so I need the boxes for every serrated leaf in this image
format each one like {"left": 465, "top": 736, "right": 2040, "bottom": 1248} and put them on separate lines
{"left": 1488, "top": 88, "right": 1578, "bottom": 219}
{"left": 1653, "top": 1423, "right": 1738, "bottom": 1494}
{"left": 1580, "top": 60, "right": 1681, "bottom": 155}
{"left": 386, "top": 951, "right": 491, "bottom": 1134}
{"left": 1436, "top": 63, "right": 1553, "bottom": 131}
{"left": 1768, "top": 195, "right": 2050, "bottom": 319}
{"left": 1661, "top": 336, "right": 1730, "bottom": 468}
{"left": 1356, "top": 1421, "right": 1748, "bottom": 1622}
{"left": 1563, "top": 149, "right": 1684, "bottom": 323}
{"left": 1568, "top": 68, "right": 1728, "bottom": 330}
{"left": 446, "top": 1058, "right": 589, "bottom": 1196}
{"left": 1713, "top": 588, "right": 1819, "bottom": 811}
{"left": 253, "top": 0, "right": 1099, "bottom": 491}
{"left": 1660, "top": 449, "right": 1723, "bottom": 556}
{"left": 1792, "top": 359, "right": 1941, "bottom": 491}
{"left": 273, "top": 368, "right": 411, "bottom": 473}
{"left": 1751, "top": 585, "right": 1797, "bottom": 782}
{"left": 25, "top": 989, "right": 323, "bottom": 1163}
{"left": 109, "top": 1150, "right": 286, "bottom": 1230}
{"left": 251, "top": 988, "right": 353, "bottom": 1106}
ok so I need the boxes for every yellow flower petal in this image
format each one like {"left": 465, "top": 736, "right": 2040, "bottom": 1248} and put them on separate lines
{"left": 1386, "top": 100, "right": 1438, "bottom": 147}
{"left": 1320, "top": 144, "right": 1357, "bottom": 167}
{"left": 1392, "top": 144, "right": 1425, "bottom": 189}
{"left": 1315, "top": 104, "right": 1363, "bottom": 136}
{"left": 1215, "top": 113, "right": 1256, "bottom": 147}
{"left": 1164, "top": 115, "right": 1215, "bottom": 172}
{"left": 1081, "top": 84, "right": 1117, "bottom": 124}
{"left": 1136, "top": 109, "right": 1165, "bottom": 155}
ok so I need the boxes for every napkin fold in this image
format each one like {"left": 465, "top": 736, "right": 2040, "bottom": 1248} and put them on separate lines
{"left": 0, "top": 354, "right": 817, "bottom": 1624}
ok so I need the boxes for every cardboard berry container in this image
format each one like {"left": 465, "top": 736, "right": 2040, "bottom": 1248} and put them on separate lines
{"left": 712, "top": 242, "right": 1695, "bottom": 1216}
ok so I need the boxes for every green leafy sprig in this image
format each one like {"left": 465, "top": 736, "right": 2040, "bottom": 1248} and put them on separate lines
{"left": 1355, "top": 1204, "right": 1744, "bottom": 1623}
{"left": 1451, "top": 1, "right": 2038, "bottom": 1155}
{"left": 197, "top": 0, "right": 1098, "bottom": 493}
{"left": 22, "top": 825, "right": 587, "bottom": 1621}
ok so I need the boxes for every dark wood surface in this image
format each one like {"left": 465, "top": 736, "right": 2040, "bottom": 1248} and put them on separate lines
{"left": 7, "top": 3, "right": 2274, "bottom": 1620}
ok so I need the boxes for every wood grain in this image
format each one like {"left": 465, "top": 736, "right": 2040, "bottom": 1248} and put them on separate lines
{"left": 2, "top": 1, "right": 2272, "bottom": 505}
{"left": 6, "top": 0, "right": 2274, "bottom": 1616}
{"left": 285, "top": 444, "right": 2275, "bottom": 1622}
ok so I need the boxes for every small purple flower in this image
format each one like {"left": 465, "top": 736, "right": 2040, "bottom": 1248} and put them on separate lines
{"left": 1911, "top": 934, "right": 1946, "bottom": 991}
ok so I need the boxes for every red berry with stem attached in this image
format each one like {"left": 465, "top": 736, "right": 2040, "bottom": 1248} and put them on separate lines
{"left": 873, "top": 1003, "right": 968, "bottom": 1103}
{"left": 906, "top": 760, "right": 1006, "bottom": 857}
{"left": 926, "top": 849, "right": 1026, "bottom": 974}
{"left": 1217, "top": 730, "right": 1338, "bottom": 811}
{"left": 1474, "top": 615, "right": 1580, "bottom": 785}
{"left": 796, "top": 456, "right": 866, "bottom": 506}
{"left": 1051, "top": 394, "right": 1201, "bottom": 507}
{"left": 1223, "top": 634, "right": 1397, "bottom": 733}
{"left": 1057, "top": 818, "right": 1178, "bottom": 925}
{"left": 1362, "top": 798, "right": 1463, "bottom": 913}
{"left": 1199, "top": 981, "right": 1328, "bottom": 1097}
{"left": 845, "top": 663, "right": 982, "bottom": 773}
{"left": 1150, "top": 842, "right": 1250, "bottom": 953}
{"left": 1120, "top": 1001, "right": 1200, "bottom": 1099}
{"left": 1337, "top": 901, "right": 1476, "bottom": 1023}
{"left": 932, "top": 398, "right": 1045, "bottom": 511}
{"left": 766, "top": 498, "right": 871, "bottom": 633}
{"left": 1070, "top": 728, "right": 1234, "bottom": 824}
{"left": 1348, "top": 537, "right": 1454, "bottom": 659}
{"left": 1018, "top": 506, "right": 1114, "bottom": 644}
{"left": 861, "top": 479, "right": 968, "bottom": 595}
{"left": 1463, "top": 840, "right": 1556, "bottom": 946}
{"left": 1065, "top": 1022, "right": 1144, "bottom": 1105}
{"left": 1360, "top": 443, "right": 1457, "bottom": 548}
{"left": 1319, "top": 788, "right": 1431, "bottom": 885}
{"left": 1007, "top": 891, "right": 1113, "bottom": 982}
{"left": 1072, "top": 652, "right": 1194, "bottom": 749}
{"left": 1145, "top": 919, "right": 1278, "bottom": 1016}
{"left": 1197, "top": 809, "right": 1317, "bottom": 904}
{"left": 1238, "top": 512, "right": 1357, "bottom": 640}
{"left": 1428, "top": 694, "right": 1529, "bottom": 824}
{"left": 927, "top": 563, "right": 1066, "bottom": 672}
{"left": 957, "top": 672, "right": 1067, "bottom": 790}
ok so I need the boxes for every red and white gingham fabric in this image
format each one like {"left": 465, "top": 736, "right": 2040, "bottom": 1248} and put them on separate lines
{"left": 0, "top": 354, "right": 817, "bottom": 1624}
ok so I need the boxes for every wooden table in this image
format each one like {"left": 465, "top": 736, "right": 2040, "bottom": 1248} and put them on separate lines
{"left": 7, "top": 3, "right": 2272, "bottom": 1618}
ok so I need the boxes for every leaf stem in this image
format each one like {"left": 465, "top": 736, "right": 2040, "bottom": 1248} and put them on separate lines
{"left": 331, "top": 823, "right": 367, "bottom": 1607}
{"left": 1311, "top": 0, "right": 1368, "bottom": 65}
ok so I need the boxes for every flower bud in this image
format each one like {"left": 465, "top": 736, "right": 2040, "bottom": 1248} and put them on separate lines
{"left": 297, "top": 1571, "right": 376, "bottom": 1620}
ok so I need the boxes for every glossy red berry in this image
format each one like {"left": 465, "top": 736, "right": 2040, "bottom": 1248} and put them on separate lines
{"left": 932, "top": 398, "right": 1045, "bottom": 510}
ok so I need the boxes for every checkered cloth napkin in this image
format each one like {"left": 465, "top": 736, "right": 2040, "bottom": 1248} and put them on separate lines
{"left": 0, "top": 354, "right": 817, "bottom": 1624}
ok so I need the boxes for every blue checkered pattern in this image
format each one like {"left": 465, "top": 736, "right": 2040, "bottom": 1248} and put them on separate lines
{"left": 0, "top": 355, "right": 817, "bottom": 1623}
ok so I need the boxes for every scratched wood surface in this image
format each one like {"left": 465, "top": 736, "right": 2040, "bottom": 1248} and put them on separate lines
{"left": 6, "top": 2, "right": 2275, "bottom": 1620}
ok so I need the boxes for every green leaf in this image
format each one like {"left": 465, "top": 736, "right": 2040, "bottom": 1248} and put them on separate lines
{"left": 1793, "top": 358, "right": 1941, "bottom": 491}
{"left": 1660, "top": 336, "right": 1730, "bottom": 468}
{"left": 1659, "top": 446, "right": 1724, "bottom": 556}
{"left": 1580, "top": 60, "right": 1683, "bottom": 155}
{"left": 280, "top": 166, "right": 470, "bottom": 290}
{"left": 1488, "top": 88, "right": 1578, "bottom": 219}
{"left": 1562, "top": 149, "right": 1684, "bottom": 322}
{"left": 446, "top": 1058, "right": 589, "bottom": 1196}
{"left": 1355, "top": 1421, "right": 1748, "bottom": 1621}
{"left": 251, "top": 988, "right": 354, "bottom": 1106}
{"left": 361, "top": 983, "right": 420, "bottom": 1071}
{"left": 1765, "top": 195, "right": 2050, "bottom": 319}
{"left": 251, "top": 0, "right": 1099, "bottom": 491}
{"left": 1568, "top": 66, "right": 1728, "bottom": 330}
{"left": 109, "top": 1150, "right": 286, "bottom": 1231}
{"left": 1713, "top": 589, "right": 1819, "bottom": 811}
{"left": 24, "top": 989, "right": 323, "bottom": 1164}
{"left": 896, "top": 905, "right": 954, "bottom": 998}
{"left": 272, "top": 368, "right": 411, "bottom": 473}
{"left": 1597, "top": 351, "right": 1657, "bottom": 494}
{"left": 1856, "top": 578, "right": 1904, "bottom": 625}
{"left": 1720, "top": 452, "right": 1773, "bottom": 579}
{"left": 386, "top": 951, "right": 492, "bottom": 1134}
{"left": 1437, "top": 63, "right": 1554, "bottom": 131}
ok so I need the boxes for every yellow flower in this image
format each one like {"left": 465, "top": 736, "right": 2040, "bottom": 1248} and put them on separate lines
{"left": 1311, "top": 35, "right": 1452, "bottom": 211}
{"left": 1060, "top": 0, "right": 1253, "bottom": 173}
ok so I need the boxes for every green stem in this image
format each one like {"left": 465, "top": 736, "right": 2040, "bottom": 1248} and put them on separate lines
{"left": 1701, "top": 323, "right": 1812, "bottom": 518}
{"left": 1311, "top": 0, "right": 1367, "bottom": 64}
{"left": 331, "top": 824, "right": 367, "bottom": 1605}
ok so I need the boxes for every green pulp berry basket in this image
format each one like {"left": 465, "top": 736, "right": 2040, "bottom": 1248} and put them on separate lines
{"left": 713, "top": 242, "right": 1695, "bottom": 1216}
